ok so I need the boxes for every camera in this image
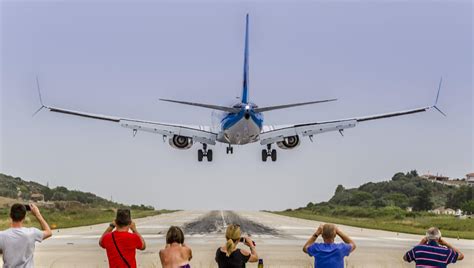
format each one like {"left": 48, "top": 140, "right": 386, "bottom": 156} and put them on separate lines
{"left": 25, "top": 204, "right": 31, "bottom": 211}
{"left": 240, "top": 237, "right": 256, "bottom": 246}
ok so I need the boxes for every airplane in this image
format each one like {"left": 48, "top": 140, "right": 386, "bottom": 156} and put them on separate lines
{"left": 34, "top": 14, "right": 445, "bottom": 162}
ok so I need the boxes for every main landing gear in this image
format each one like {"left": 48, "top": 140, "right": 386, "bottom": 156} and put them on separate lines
{"left": 262, "top": 144, "right": 277, "bottom": 162}
{"left": 198, "top": 144, "right": 213, "bottom": 162}
{"left": 226, "top": 144, "right": 234, "bottom": 154}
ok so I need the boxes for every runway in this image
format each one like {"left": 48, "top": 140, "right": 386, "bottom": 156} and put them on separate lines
{"left": 7, "top": 210, "right": 473, "bottom": 267}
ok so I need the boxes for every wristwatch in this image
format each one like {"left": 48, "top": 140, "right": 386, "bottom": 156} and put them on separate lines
{"left": 109, "top": 223, "right": 116, "bottom": 228}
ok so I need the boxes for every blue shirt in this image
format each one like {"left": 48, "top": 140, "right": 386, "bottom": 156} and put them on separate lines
{"left": 404, "top": 240, "right": 458, "bottom": 267}
{"left": 307, "top": 243, "right": 352, "bottom": 268}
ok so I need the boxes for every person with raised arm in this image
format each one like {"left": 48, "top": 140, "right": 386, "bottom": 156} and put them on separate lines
{"left": 303, "top": 223, "right": 356, "bottom": 268}
{"left": 0, "top": 203, "right": 52, "bottom": 267}
{"left": 215, "top": 224, "right": 259, "bottom": 267}
{"left": 99, "top": 209, "right": 146, "bottom": 268}
{"left": 159, "top": 226, "right": 192, "bottom": 268}
{"left": 403, "top": 227, "right": 464, "bottom": 267}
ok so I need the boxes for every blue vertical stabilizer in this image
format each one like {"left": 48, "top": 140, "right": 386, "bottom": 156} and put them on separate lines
{"left": 241, "top": 14, "right": 250, "bottom": 104}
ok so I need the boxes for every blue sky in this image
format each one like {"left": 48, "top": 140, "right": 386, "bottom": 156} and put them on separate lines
{"left": 1, "top": 1, "right": 472, "bottom": 210}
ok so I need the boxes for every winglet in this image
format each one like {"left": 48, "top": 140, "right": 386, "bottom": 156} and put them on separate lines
{"left": 432, "top": 77, "right": 446, "bottom": 117}
{"left": 33, "top": 76, "right": 46, "bottom": 116}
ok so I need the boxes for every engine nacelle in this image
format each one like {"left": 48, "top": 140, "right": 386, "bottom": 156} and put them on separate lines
{"left": 277, "top": 135, "right": 300, "bottom": 150}
{"left": 169, "top": 135, "right": 193, "bottom": 150}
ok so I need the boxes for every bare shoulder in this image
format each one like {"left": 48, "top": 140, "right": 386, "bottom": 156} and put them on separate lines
{"left": 240, "top": 248, "right": 251, "bottom": 256}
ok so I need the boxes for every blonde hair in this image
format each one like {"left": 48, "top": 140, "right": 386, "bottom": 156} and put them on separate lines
{"left": 322, "top": 224, "right": 337, "bottom": 240}
{"left": 225, "top": 224, "right": 241, "bottom": 257}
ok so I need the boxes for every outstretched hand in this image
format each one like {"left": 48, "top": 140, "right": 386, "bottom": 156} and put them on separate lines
{"left": 29, "top": 203, "right": 41, "bottom": 217}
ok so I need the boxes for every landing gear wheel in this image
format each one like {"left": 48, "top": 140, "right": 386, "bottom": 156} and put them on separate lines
{"left": 198, "top": 149, "right": 204, "bottom": 162}
{"left": 207, "top": 150, "right": 213, "bottom": 162}
{"left": 271, "top": 149, "right": 277, "bottom": 162}
{"left": 226, "top": 146, "right": 234, "bottom": 154}
{"left": 261, "top": 149, "right": 268, "bottom": 162}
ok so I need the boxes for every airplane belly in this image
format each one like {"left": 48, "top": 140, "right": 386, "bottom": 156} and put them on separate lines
{"left": 220, "top": 119, "right": 261, "bottom": 145}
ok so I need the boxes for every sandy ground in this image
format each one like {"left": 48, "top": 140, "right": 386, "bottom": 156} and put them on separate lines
{"left": 1, "top": 210, "right": 472, "bottom": 267}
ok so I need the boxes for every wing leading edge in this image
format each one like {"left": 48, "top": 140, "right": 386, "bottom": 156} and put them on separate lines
{"left": 43, "top": 105, "right": 217, "bottom": 145}
{"left": 260, "top": 105, "right": 433, "bottom": 145}
{"left": 260, "top": 78, "right": 445, "bottom": 145}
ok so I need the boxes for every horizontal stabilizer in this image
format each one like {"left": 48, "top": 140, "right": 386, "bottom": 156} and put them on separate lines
{"left": 159, "top": 99, "right": 240, "bottom": 113}
{"left": 254, "top": 98, "right": 337, "bottom": 113}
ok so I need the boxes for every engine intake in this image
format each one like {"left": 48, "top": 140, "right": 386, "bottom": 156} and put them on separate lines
{"left": 169, "top": 135, "right": 193, "bottom": 149}
{"left": 277, "top": 135, "right": 300, "bottom": 150}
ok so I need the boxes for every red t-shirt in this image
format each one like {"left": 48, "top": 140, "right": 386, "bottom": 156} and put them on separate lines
{"left": 100, "top": 231, "right": 143, "bottom": 268}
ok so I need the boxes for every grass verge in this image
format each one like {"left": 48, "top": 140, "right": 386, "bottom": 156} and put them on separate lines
{"left": 0, "top": 208, "right": 176, "bottom": 230}
{"left": 272, "top": 209, "right": 474, "bottom": 240}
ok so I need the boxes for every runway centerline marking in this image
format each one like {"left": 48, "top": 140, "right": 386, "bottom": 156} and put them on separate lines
{"left": 221, "top": 210, "right": 227, "bottom": 228}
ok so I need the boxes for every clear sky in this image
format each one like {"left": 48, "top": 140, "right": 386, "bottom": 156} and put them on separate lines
{"left": 1, "top": 0, "right": 472, "bottom": 210}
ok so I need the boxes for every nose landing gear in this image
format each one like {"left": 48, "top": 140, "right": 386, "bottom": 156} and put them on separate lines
{"left": 261, "top": 144, "right": 277, "bottom": 162}
{"left": 198, "top": 143, "right": 213, "bottom": 162}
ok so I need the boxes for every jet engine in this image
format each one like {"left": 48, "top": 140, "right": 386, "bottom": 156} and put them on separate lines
{"left": 277, "top": 135, "right": 300, "bottom": 149}
{"left": 169, "top": 135, "right": 193, "bottom": 149}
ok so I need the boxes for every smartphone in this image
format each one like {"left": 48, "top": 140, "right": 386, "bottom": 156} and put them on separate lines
{"left": 25, "top": 204, "right": 31, "bottom": 211}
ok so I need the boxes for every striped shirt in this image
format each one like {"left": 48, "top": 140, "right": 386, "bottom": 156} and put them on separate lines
{"left": 404, "top": 240, "right": 459, "bottom": 267}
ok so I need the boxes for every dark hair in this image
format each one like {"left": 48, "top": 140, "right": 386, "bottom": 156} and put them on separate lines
{"left": 115, "top": 209, "right": 131, "bottom": 227}
{"left": 166, "top": 226, "right": 184, "bottom": 244}
{"left": 10, "top": 203, "right": 27, "bottom": 222}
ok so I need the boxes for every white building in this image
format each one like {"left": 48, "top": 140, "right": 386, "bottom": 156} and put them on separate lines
{"left": 467, "top": 173, "right": 474, "bottom": 186}
{"left": 430, "top": 207, "right": 456, "bottom": 215}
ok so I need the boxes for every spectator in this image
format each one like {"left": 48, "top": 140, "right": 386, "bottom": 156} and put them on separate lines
{"left": 303, "top": 223, "right": 356, "bottom": 268}
{"left": 159, "top": 226, "right": 192, "bottom": 268}
{"left": 99, "top": 209, "right": 146, "bottom": 268}
{"left": 0, "top": 203, "right": 52, "bottom": 267}
{"left": 215, "top": 224, "right": 258, "bottom": 267}
{"left": 403, "top": 227, "right": 464, "bottom": 267}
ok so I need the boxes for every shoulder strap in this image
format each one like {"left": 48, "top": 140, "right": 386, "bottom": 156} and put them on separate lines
{"left": 112, "top": 232, "right": 131, "bottom": 268}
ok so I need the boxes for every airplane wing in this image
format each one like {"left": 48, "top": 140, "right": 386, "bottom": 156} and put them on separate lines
{"left": 43, "top": 105, "right": 217, "bottom": 145}
{"left": 260, "top": 78, "right": 446, "bottom": 145}
{"left": 260, "top": 105, "right": 434, "bottom": 145}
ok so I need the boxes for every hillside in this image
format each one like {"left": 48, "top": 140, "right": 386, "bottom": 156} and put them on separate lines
{"left": 275, "top": 171, "right": 474, "bottom": 239}
{"left": 0, "top": 173, "right": 151, "bottom": 209}
{"left": 323, "top": 171, "right": 473, "bottom": 212}
{"left": 0, "top": 173, "right": 172, "bottom": 229}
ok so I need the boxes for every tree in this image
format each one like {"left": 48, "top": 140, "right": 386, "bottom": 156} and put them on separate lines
{"left": 386, "top": 193, "right": 409, "bottom": 208}
{"left": 392, "top": 172, "right": 405, "bottom": 181}
{"left": 372, "top": 198, "right": 388, "bottom": 208}
{"left": 461, "top": 200, "right": 474, "bottom": 214}
{"left": 349, "top": 191, "right": 374, "bottom": 206}
{"left": 412, "top": 188, "right": 434, "bottom": 211}
{"left": 335, "top": 185, "right": 345, "bottom": 194}
{"left": 446, "top": 186, "right": 473, "bottom": 209}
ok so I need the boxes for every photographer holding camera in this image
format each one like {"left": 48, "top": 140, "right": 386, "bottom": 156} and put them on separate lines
{"left": 99, "top": 209, "right": 146, "bottom": 268}
{"left": 403, "top": 227, "right": 464, "bottom": 266}
{"left": 0, "top": 203, "right": 52, "bottom": 267}
{"left": 215, "top": 224, "right": 258, "bottom": 268}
